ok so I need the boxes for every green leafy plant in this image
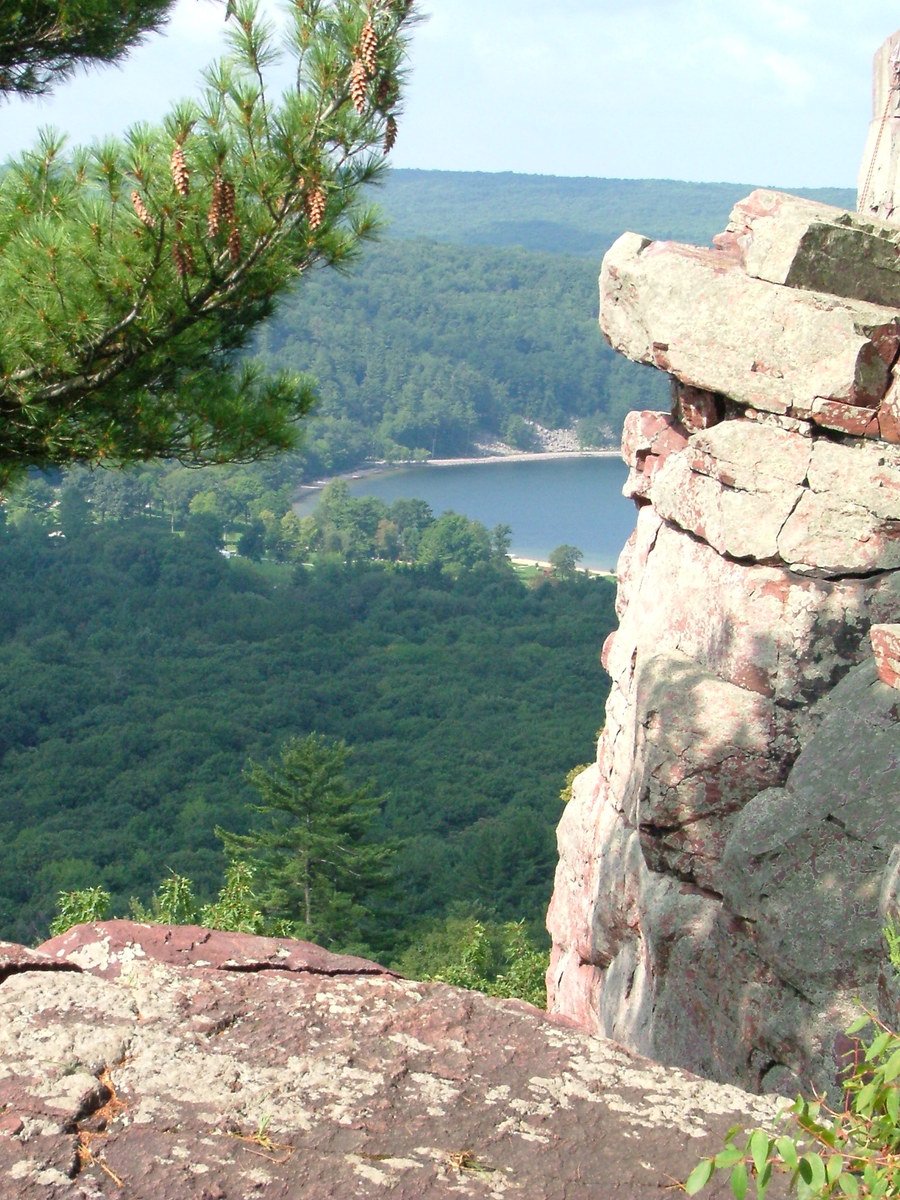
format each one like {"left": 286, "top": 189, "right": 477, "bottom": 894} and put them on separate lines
{"left": 49, "top": 886, "right": 112, "bottom": 935}
{"left": 396, "top": 913, "right": 548, "bottom": 1008}
{"left": 54, "top": 863, "right": 262, "bottom": 936}
{"left": 559, "top": 762, "right": 592, "bottom": 803}
{"left": 199, "top": 861, "right": 265, "bottom": 935}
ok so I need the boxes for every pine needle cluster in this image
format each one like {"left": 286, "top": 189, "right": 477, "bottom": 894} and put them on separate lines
{"left": 0, "top": 0, "right": 419, "bottom": 484}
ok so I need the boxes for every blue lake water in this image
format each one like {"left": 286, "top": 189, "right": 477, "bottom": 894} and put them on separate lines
{"left": 295, "top": 456, "right": 636, "bottom": 573}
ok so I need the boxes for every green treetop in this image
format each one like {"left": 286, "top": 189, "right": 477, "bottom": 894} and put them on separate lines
{"left": 216, "top": 733, "right": 393, "bottom": 948}
{"left": 0, "top": 0, "right": 418, "bottom": 485}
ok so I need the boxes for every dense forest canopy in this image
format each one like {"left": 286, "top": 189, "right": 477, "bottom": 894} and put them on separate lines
{"left": 0, "top": 506, "right": 614, "bottom": 955}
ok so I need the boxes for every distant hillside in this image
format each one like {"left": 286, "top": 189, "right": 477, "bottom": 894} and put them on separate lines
{"left": 378, "top": 170, "right": 857, "bottom": 257}
{"left": 250, "top": 170, "right": 859, "bottom": 470}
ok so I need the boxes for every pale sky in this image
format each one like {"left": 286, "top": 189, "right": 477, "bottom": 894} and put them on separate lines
{"left": 1, "top": 0, "right": 899, "bottom": 189}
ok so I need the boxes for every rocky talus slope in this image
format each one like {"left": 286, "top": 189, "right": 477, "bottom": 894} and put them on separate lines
{"left": 547, "top": 188, "right": 900, "bottom": 1097}
{"left": 0, "top": 921, "right": 785, "bottom": 1198}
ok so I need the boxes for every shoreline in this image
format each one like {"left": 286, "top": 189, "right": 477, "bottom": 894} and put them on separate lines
{"left": 298, "top": 447, "right": 621, "bottom": 492}
{"left": 426, "top": 448, "right": 620, "bottom": 468}
{"left": 509, "top": 554, "right": 616, "bottom": 580}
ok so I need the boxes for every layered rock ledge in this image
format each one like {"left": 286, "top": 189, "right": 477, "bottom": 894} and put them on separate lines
{"left": 547, "top": 188, "right": 900, "bottom": 1097}
{"left": 0, "top": 921, "right": 784, "bottom": 1199}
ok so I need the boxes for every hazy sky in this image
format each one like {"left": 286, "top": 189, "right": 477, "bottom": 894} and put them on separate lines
{"left": 2, "top": 0, "right": 899, "bottom": 188}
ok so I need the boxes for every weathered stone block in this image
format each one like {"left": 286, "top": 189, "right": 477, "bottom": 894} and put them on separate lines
{"left": 600, "top": 231, "right": 900, "bottom": 421}
{"left": 718, "top": 189, "right": 900, "bottom": 307}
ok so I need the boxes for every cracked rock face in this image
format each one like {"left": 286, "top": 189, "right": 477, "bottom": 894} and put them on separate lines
{"left": 547, "top": 186, "right": 900, "bottom": 1097}
{"left": 0, "top": 922, "right": 785, "bottom": 1199}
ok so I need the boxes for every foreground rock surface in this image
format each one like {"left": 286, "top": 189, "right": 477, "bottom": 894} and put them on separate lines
{"left": 0, "top": 921, "right": 785, "bottom": 1199}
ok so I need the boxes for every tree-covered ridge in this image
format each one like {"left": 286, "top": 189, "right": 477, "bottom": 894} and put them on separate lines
{"left": 0, "top": 513, "right": 614, "bottom": 955}
{"left": 245, "top": 172, "right": 856, "bottom": 474}
{"left": 377, "top": 170, "right": 857, "bottom": 258}
{"left": 253, "top": 237, "right": 667, "bottom": 470}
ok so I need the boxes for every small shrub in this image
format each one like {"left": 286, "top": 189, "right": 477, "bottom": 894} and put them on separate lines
{"left": 49, "top": 886, "right": 111, "bottom": 936}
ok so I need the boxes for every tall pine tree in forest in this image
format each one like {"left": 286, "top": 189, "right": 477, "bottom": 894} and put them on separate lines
{"left": 0, "top": 0, "right": 418, "bottom": 485}
{"left": 216, "top": 734, "right": 393, "bottom": 949}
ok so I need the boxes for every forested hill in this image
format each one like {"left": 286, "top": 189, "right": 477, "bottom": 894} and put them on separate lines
{"left": 376, "top": 170, "right": 857, "bottom": 257}
{"left": 251, "top": 172, "right": 857, "bottom": 473}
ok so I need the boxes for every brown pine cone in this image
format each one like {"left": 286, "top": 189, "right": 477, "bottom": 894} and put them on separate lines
{"left": 384, "top": 115, "right": 398, "bottom": 154}
{"left": 130, "top": 190, "right": 155, "bottom": 229}
{"left": 305, "top": 185, "right": 327, "bottom": 230}
{"left": 227, "top": 226, "right": 242, "bottom": 264}
{"left": 207, "top": 175, "right": 225, "bottom": 238}
{"left": 172, "top": 241, "right": 195, "bottom": 277}
{"left": 359, "top": 20, "right": 378, "bottom": 77}
{"left": 349, "top": 58, "right": 369, "bottom": 115}
{"left": 170, "top": 145, "right": 190, "bottom": 198}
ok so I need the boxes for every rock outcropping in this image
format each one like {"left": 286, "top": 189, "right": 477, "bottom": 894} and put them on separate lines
{"left": 547, "top": 187, "right": 900, "bottom": 1097}
{"left": 0, "top": 921, "right": 785, "bottom": 1198}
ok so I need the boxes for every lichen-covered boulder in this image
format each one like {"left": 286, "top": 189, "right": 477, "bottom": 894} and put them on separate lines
{"left": 0, "top": 922, "right": 786, "bottom": 1199}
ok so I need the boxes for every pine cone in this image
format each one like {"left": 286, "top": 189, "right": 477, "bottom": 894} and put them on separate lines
{"left": 172, "top": 242, "right": 195, "bottom": 277}
{"left": 227, "top": 226, "right": 242, "bottom": 264}
{"left": 375, "top": 73, "right": 396, "bottom": 108}
{"left": 359, "top": 20, "right": 378, "bottom": 77}
{"left": 384, "top": 115, "right": 398, "bottom": 155}
{"left": 220, "top": 179, "right": 236, "bottom": 227}
{"left": 305, "top": 185, "right": 327, "bottom": 230}
{"left": 349, "top": 59, "right": 369, "bottom": 115}
{"left": 207, "top": 175, "right": 226, "bottom": 239}
{"left": 170, "top": 145, "right": 190, "bottom": 198}
{"left": 130, "top": 190, "right": 155, "bottom": 229}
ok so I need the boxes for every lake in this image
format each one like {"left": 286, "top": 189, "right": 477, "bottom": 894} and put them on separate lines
{"left": 295, "top": 455, "right": 636, "bottom": 573}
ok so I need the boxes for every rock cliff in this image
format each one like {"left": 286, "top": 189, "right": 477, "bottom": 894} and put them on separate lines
{"left": 547, "top": 185, "right": 900, "bottom": 1096}
{"left": 0, "top": 921, "right": 785, "bottom": 1198}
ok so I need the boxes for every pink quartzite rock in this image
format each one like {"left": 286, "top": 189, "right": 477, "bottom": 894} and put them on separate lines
{"left": 0, "top": 943, "right": 81, "bottom": 984}
{"left": 552, "top": 117, "right": 900, "bottom": 1100}
{"left": 38, "top": 920, "right": 393, "bottom": 980}
{"left": 716, "top": 189, "right": 900, "bottom": 307}
{"left": 620, "top": 409, "right": 689, "bottom": 500}
{"left": 600, "top": 230, "right": 900, "bottom": 431}
{"left": 648, "top": 420, "right": 900, "bottom": 575}
{"left": 870, "top": 623, "right": 900, "bottom": 687}
{"left": 0, "top": 922, "right": 786, "bottom": 1199}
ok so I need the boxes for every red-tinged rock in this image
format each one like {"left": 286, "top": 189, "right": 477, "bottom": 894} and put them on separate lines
{"left": 0, "top": 922, "right": 788, "bottom": 1200}
{"left": 674, "top": 384, "right": 721, "bottom": 431}
{"left": 620, "top": 408, "right": 685, "bottom": 467}
{"left": 778, "top": 437, "right": 900, "bottom": 575}
{"left": 0, "top": 942, "right": 80, "bottom": 983}
{"left": 37, "top": 920, "right": 394, "bottom": 981}
{"left": 550, "top": 409, "right": 900, "bottom": 1096}
{"left": 649, "top": 420, "right": 811, "bottom": 563}
{"left": 870, "top": 623, "right": 900, "bottom": 688}
{"left": 810, "top": 398, "right": 880, "bottom": 437}
{"left": 600, "top": 230, "right": 900, "bottom": 420}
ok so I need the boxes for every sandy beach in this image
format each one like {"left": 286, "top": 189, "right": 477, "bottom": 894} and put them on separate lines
{"left": 299, "top": 446, "right": 621, "bottom": 492}
{"left": 425, "top": 449, "right": 620, "bottom": 467}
